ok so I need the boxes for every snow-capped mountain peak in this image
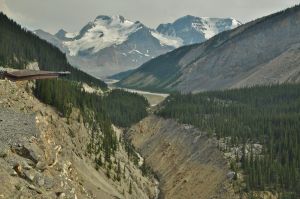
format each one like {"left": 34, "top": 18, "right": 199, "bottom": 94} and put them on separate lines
{"left": 63, "top": 15, "right": 142, "bottom": 56}
{"left": 94, "top": 15, "right": 133, "bottom": 26}
{"left": 157, "top": 16, "right": 241, "bottom": 44}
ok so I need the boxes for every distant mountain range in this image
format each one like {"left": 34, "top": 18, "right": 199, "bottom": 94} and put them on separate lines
{"left": 157, "top": 16, "right": 241, "bottom": 45}
{"left": 117, "top": 5, "right": 300, "bottom": 93}
{"left": 34, "top": 15, "right": 240, "bottom": 78}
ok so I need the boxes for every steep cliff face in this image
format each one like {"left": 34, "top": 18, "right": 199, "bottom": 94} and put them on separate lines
{"left": 128, "top": 115, "right": 237, "bottom": 199}
{"left": 0, "top": 80, "right": 157, "bottom": 199}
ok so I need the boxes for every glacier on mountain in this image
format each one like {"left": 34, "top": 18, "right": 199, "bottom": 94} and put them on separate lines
{"left": 63, "top": 15, "right": 142, "bottom": 56}
{"left": 35, "top": 15, "right": 241, "bottom": 77}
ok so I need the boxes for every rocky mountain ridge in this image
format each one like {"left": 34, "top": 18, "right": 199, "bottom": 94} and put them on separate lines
{"left": 35, "top": 15, "right": 240, "bottom": 78}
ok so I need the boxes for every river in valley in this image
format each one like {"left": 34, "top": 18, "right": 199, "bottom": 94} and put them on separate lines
{"left": 105, "top": 79, "right": 169, "bottom": 106}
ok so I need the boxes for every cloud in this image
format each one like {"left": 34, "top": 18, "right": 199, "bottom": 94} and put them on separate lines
{"left": 1, "top": 0, "right": 299, "bottom": 33}
{"left": 0, "top": 0, "right": 35, "bottom": 30}
{"left": 0, "top": 0, "right": 13, "bottom": 16}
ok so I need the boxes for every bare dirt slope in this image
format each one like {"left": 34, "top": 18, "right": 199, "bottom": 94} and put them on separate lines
{"left": 0, "top": 80, "right": 156, "bottom": 199}
{"left": 128, "top": 115, "right": 237, "bottom": 199}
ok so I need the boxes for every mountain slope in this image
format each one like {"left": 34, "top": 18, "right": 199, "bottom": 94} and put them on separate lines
{"left": 156, "top": 83, "right": 300, "bottom": 197}
{"left": 0, "top": 12, "right": 107, "bottom": 89}
{"left": 129, "top": 115, "right": 238, "bottom": 199}
{"left": 35, "top": 15, "right": 240, "bottom": 78}
{"left": 33, "top": 29, "right": 67, "bottom": 53}
{"left": 0, "top": 79, "right": 157, "bottom": 199}
{"left": 118, "top": 5, "right": 300, "bottom": 93}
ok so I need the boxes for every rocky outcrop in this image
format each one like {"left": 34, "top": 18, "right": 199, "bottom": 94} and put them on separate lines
{"left": 0, "top": 80, "right": 157, "bottom": 199}
{"left": 128, "top": 115, "right": 238, "bottom": 199}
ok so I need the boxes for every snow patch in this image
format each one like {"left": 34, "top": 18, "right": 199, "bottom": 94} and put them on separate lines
{"left": 230, "top": 18, "right": 241, "bottom": 29}
{"left": 128, "top": 49, "right": 143, "bottom": 55}
{"left": 65, "top": 32, "right": 79, "bottom": 39}
{"left": 191, "top": 17, "right": 241, "bottom": 39}
{"left": 128, "top": 49, "right": 152, "bottom": 57}
{"left": 151, "top": 31, "right": 183, "bottom": 48}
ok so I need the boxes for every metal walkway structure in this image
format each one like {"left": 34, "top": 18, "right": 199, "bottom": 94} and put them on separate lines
{"left": 0, "top": 70, "right": 70, "bottom": 81}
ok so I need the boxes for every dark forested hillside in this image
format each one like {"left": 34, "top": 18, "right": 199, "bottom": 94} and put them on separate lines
{"left": 157, "top": 84, "right": 300, "bottom": 198}
{"left": 35, "top": 79, "right": 149, "bottom": 128}
{"left": 0, "top": 12, "right": 107, "bottom": 89}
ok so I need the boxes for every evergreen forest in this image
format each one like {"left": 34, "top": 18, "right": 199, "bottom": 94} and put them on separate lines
{"left": 35, "top": 79, "right": 149, "bottom": 164}
{"left": 157, "top": 84, "right": 300, "bottom": 198}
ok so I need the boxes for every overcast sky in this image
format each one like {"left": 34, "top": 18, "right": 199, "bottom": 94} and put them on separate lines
{"left": 0, "top": 0, "right": 299, "bottom": 34}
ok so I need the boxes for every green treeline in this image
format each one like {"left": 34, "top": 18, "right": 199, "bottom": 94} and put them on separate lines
{"left": 157, "top": 84, "right": 300, "bottom": 198}
{"left": 35, "top": 79, "right": 149, "bottom": 162}
{"left": 34, "top": 79, "right": 149, "bottom": 128}
{"left": 0, "top": 12, "right": 107, "bottom": 89}
{"left": 103, "top": 89, "right": 149, "bottom": 127}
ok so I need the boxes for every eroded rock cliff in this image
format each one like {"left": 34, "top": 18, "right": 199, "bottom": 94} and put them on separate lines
{"left": 0, "top": 80, "right": 157, "bottom": 199}
{"left": 128, "top": 115, "right": 237, "bottom": 199}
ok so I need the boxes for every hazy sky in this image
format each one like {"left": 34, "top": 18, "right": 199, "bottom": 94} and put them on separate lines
{"left": 0, "top": 0, "right": 299, "bottom": 34}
